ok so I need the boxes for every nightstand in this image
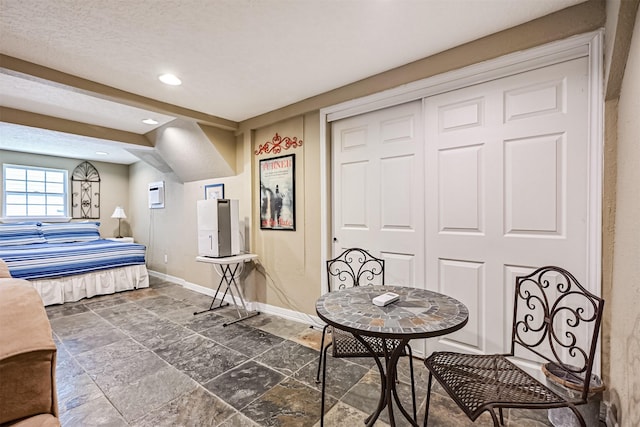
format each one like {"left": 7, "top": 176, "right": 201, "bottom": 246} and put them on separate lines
{"left": 106, "top": 237, "right": 134, "bottom": 243}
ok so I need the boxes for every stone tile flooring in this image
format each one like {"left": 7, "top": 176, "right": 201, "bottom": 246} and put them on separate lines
{"left": 47, "top": 276, "right": 554, "bottom": 426}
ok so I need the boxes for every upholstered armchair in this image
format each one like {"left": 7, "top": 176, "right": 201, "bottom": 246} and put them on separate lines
{"left": 0, "top": 258, "right": 60, "bottom": 427}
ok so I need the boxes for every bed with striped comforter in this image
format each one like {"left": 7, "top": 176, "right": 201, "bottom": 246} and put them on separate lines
{"left": 0, "top": 239, "right": 146, "bottom": 280}
{"left": 0, "top": 222, "right": 149, "bottom": 305}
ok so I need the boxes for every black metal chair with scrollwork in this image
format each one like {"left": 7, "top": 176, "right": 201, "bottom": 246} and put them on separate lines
{"left": 316, "top": 248, "right": 416, "bottom": 425}
{"left": 423, "top": 266, "right": 604, "bottom": 426}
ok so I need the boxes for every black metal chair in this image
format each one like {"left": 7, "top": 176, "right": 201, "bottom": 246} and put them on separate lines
{"left": 317, "top": 248, "right": 416, "bottom": 425}
{"left": 423, "top": 266, "right": 604, "bottom": 426}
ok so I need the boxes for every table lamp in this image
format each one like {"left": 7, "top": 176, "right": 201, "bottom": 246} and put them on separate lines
{"left": 111, "top": 206, "right": 127, "bottom": 238}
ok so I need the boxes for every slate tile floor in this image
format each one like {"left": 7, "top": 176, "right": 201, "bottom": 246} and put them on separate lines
{"left": 47, "top": 276, "right": 554, "bottom": 427}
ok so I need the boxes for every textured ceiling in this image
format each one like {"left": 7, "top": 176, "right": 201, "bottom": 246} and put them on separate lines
{"left": 0, "top": 0, "right": 585, "bottom": 164}
{"left": 0, "top": 122, "right": 148, "bottom": 164}
{"left": 0, "top": 74, "right": 175, "bottom": 133}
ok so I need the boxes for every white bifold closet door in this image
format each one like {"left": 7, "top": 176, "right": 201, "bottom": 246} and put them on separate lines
{"left": 331, "top": 100, "right": 425, "bottom": 289}
{"left": 423, "top": 57, "right": 590, "bottom": 361}
{"left": 331, "top": 56, "right": 590, "bottom": 362}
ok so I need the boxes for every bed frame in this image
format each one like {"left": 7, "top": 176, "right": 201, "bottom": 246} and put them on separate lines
{"left": 29, "top": 264, "right": 149, "bottom": 306}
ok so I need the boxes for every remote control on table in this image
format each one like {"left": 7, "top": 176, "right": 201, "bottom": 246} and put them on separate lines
{"left": 372, "top": 292, "right": 400, "bottom": 307}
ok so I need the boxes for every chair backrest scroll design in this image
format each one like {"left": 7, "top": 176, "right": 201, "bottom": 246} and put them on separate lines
{"left": 511, "top": 266, "right": 604, "bottom": 402}
{"left": 326, "top": 248, "right": 384, "bottom": 292}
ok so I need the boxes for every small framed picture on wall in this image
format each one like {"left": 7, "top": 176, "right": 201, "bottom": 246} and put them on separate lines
{"left": 204, "top": 183, "right": 224, "bottom": 200}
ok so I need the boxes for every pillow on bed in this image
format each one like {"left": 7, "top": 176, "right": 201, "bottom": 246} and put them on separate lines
{"left": 0, "top": 222, "right": 46, "bottom": 246}
{"left": 41, "top": 222, "right": 101, "bottom": 243}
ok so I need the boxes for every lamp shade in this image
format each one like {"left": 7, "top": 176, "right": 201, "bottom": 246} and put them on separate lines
{"left": 111, "top": 207, "right": 127, "bottom": 219}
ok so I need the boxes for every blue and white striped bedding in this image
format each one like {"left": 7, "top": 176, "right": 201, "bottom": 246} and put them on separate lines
{"left": 0, "top": 239, "right": 146, "bottom": 280}
{"left": 0, "top": 222, "right": 46, "bottom": 246}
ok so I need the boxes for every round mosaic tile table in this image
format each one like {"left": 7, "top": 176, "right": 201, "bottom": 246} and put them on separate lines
{"left": 315, "top": 285, "right": 469, "bottom": 427}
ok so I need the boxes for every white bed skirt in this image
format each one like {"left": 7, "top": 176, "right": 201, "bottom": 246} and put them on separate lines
{"left": 29, "top": 264, "right": 150, "bottom": 306}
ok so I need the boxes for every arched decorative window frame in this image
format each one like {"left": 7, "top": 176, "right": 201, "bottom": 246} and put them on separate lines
{"left": 71, "top": 161, "right": 101, "bottom": 219}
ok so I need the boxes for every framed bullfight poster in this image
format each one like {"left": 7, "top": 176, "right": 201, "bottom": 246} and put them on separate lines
{"left": 259, "top": 154, "right": 295, "bottom": 231}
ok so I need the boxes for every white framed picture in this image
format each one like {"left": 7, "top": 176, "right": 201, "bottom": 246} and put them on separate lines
{"left": 204, "top": 183, "right": 224, "bottom": 200}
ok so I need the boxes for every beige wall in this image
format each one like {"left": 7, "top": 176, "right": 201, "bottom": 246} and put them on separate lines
{"left": 128, "top": 163, "right": 184, "bottom": 276}
{"left": 129, "top": 112, "right": 323, "bottom": 316}
{"left": 0, "top": 150, "right": 129, "bottom": 236}
{"left": 128, "top": 135, "right": 252, "bottom": 290}
{"left": 248, "top": 113, "right": 322, "bottom": 315}
{"left": 607, "top": 7, "right": 640, "bottom": 426}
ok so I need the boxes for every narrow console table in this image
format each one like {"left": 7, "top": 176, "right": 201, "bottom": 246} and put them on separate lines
{"left": 195, "top": 253, "right": 259, "bottom": 326}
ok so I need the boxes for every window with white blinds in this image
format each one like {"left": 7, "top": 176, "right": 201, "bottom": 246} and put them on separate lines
{"left": 3, "top": 164, "right": 68, "bottom": 218}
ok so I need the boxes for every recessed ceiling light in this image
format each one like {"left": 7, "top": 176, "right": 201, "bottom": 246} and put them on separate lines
{"left": 95, "top": 151, "right": 109, "bottom": 156}
{"left": 158, "top": 73, "right": 182, "bottom": 86}
{"left": 142, "top": 118, "right": 159, "bottom": 125}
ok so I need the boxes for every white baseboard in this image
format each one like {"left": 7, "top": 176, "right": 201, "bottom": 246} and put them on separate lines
{"left": 148, "top": 269, "right": 324, "bottom": 329}
{"left": 252, "top": 300, "right": 324, "bottom": 329}
{"left": 148, "top": 270, "right": 186, "bottom": 286}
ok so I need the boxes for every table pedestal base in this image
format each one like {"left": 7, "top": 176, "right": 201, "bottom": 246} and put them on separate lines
{"left": 354, "top": 336, "right": 417, "bottom": 427}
